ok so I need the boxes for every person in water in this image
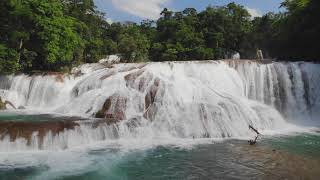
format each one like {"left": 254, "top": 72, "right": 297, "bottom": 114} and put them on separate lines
{"left": 248, "top": 125, "right": 260, "bottom": 145}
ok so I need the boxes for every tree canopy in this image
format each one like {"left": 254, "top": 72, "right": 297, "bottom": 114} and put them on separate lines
{"left": 0, "top": 0, "right": 319, "bottom": 74}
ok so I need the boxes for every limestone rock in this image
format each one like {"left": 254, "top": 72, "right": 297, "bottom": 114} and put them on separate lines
{"left": 95, "top": 93, "right": 127, "bottom": 120}
{"left": 145, "top": 78, "right": 160, "bottom": 110}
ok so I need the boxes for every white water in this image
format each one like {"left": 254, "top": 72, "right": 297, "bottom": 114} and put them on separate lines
{"left": 229, "top": 61, "right": 320, "bottom": 121}
{"left": 0, "top": 60, "right": 319, "bottom": 152}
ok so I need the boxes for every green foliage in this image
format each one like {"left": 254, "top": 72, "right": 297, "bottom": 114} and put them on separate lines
{"left": 63, "top": 0, "right": 110, "bottom": 63}
{"left": 197, "top": 3, "right": 251, "bottom": 58}
{"left": 0, "top": 44, "right": 20, "bottom": 74}
{"left": 34, "top": 1, "right": 83, "bottom": 68}
{"left": 0, "top": 0, "right": 85, "bottom": 71}
{"left": 0, "top": 0, "right": 319, "bottom": 74}
{"left": 280, "top": 0, "right": 320, "bottom": 60}
{"left": 151, "top": 3, "right": 252, "bottom": 61}
{"left": 118, "top": 25, "right": 150, "bottom": 62}
{"left": 249, "top": 0, "right": 320, "bottom": 60}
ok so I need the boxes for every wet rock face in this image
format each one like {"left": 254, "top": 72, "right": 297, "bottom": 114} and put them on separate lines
{"left": 0, "top": 120, "right": 78, "bottom": 145}
{"left": 0, "top": 119, "right": 120, "bottom": 149}
{"left": 95, "top": 98, "right": 112, "bottom": 118}
{"left": 95, "top": 93, "right": 127, "bottom": 120}
{"left": 145, "top": 78, "right": 160, "bottom": 110}
{"left": 100, "top": 71, "right": 116, "bottom": 80}
{"left": 123, "top": 68, "right": 163, "bottom": 121}
{"left": 125, "top": 69, "right": 148, "bottom": 92}
{"left": 144, "top": 78, "right": 161, "bottom": 121}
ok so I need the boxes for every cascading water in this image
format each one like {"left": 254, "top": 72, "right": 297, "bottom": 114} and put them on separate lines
{"left": 0, "top": 60, "right": 319, "bottom": 152}
{"left": 228, "top": 61, "right": 320, "bottom": 121}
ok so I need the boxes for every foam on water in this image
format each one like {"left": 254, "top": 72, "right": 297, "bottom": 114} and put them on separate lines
{"left": 0, "top": 60, "right": 319, "bottom": 153}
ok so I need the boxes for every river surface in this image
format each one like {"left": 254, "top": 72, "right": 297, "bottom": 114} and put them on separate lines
{"left": 0, "top": 112, "right": 319, "bottom": 180}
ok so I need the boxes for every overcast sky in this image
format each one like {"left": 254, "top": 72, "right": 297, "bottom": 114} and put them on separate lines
{"left": 94, "top": 0, "right": 284, "bottom": 23}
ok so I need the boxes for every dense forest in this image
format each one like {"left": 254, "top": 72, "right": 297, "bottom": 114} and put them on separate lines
{"left": 0, "top": 0, "right": 319, "bottom": 74}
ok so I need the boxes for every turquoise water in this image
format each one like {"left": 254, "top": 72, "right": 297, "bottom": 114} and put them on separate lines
{"left": 0, "top": 138, "right": 319, "bottom": 180}
{"left": 0, "top": 111, "right": 84, "bottom": 122}
{"left": 0, "top": 112, "right": 319, "bottom": 180}
{"left": 0, "top": 111, "right": 53, "bottom": 122}
{"left": 0, "top": 142, "right": 269, "bottom": 180}
{"left": 265, "top": 133, "right": 320, "bottom": 158}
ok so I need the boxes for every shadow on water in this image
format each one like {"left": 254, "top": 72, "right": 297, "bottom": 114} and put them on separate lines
{"left": 0, "top": 166, "right": 48, "bottom": 180}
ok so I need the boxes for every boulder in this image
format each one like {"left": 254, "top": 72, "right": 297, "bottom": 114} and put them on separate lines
{"left": 143, "top": 78, "right": 162, "bottom": 121}
{"left": 95, "top": 93, "right": 127, "bottom": 120}
{"left": 125, "top": 70, "right": 155, "bottom": 92}
{"left": 124, "top": 70, "right": 145, "bottom": 87}
{"left": 145, "top": 78, "right": 161, "bottom": 110}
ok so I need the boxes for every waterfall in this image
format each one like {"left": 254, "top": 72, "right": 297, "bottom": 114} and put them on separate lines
{"left": 0, "top": 60, "right": 319, "bottom": 151}
{"left": 228, "top": 61, "right": 320, "bottom": 121}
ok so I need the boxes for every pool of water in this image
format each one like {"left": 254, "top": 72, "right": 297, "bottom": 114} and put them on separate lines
{"left": 265, "top": 133, "right": 320, "bottom": 158}
{"left": 0, "top": 138, "right": 319, "bottom": 180}
{"left": 0, "top": 112, "right": 319, "bottom": 180}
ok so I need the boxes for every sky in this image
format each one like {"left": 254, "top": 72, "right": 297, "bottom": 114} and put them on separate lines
{"left": 94, "top": 0, "right": 284, "bottom": 23}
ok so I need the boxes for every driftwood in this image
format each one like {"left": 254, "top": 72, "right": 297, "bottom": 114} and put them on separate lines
{"left": 248, "top": 125, "right": 261, "bottom": 145}
{"left": 249, "top": 125, "right": 260, "bottom": 135}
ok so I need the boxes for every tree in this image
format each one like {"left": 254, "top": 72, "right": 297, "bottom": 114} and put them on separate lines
{"left": 1, "top": 0, "right": 320, "bottom": 74}
{"left": 0, "top": 44, "right": 19, "bottom": 74}
{"left": 118, "top": 25, "right": 150, "bottom": 62}
{"left": 248, "top": 0, "right": 320, "bottom": 60}
{"left": 32, "top": 0, "right": 84, "bottom": 70}
{"left": 280, "top": 0, "right": 320, "bottom": 60}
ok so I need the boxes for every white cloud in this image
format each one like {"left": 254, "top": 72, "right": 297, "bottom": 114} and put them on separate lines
{"left": 111, "top": 0, "right": 170, "bottom": 20}
{"left": 245, "top": 7, "right": 262, "bottom": 18}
